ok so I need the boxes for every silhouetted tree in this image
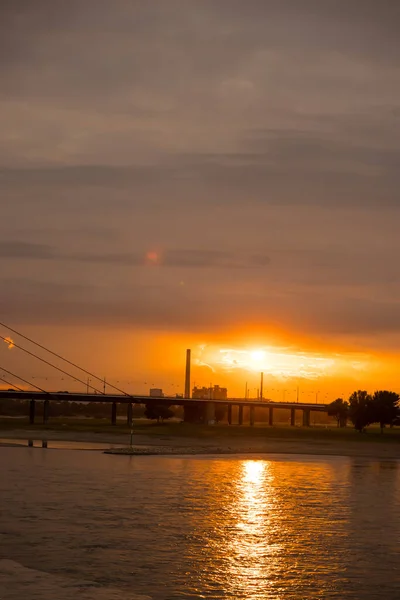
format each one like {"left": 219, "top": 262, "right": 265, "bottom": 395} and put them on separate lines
{"left": 371, "top": 390, "right": 400, "bottom": 433}
{"left": 392, "top": 413, "right": 400, "bottom": 428}
{"left": 327, "top": 398, "right": 349, "bottom": 427}
{"left": 348, "top": 390, "right": 373, "bottom": 432}
{"left": 0, "top": 398, "right": 29, "bottom": 416}
{"left": 0, "top": 396, "right": 147, "bottom": 419}
{"left": 144, "top": 404, "right": 174, "bottom": 423}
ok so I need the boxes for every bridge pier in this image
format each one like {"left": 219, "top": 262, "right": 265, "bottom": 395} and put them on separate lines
{"left": 227, "top": 404, "right": 232, "bottom": 425}
{"left": 268, "top": 406, "right": 274, "bottom": 426}
{"left": 303, "top": 409, "right": 311, "bottom": 427}
{"left": 111, "top": 401, "right": 117, "bottom": 425}
{"left": 183, "top": 405, "right": 191, "bottom": 423}
{"left": 290, "top": 407, "right": 295, "bottom": 426}
{"left": 250, "top": 406, "right": 255, "bottom": 427}
{"left": 43, "top": 399, "right": 50, "bottom": 424}
{"left": 127, "top": 403, "right": 133, "bottom": 427}
{"left": 238, "top": 405, "right": 244, "bottom": 426}
{"left": 205, "top": 401, "right": 216, "bottom": 425}
{"left": 29, "top": 399, "right": 36, "bottom": 424}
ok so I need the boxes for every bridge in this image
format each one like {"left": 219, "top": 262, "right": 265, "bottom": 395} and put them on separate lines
{"left": 0, "top": 321, "right": 329, "bottom": 428}
{"left": 0, "top": 389, "right": 328, "bottom": 427}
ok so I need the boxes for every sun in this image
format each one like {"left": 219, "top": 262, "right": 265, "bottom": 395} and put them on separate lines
{"left": 250, "top": 350, "right": 266, "bottom": 362}
{"left": 249, "top": 350, "right": 267, "bottom": 371}
{"left": 215, "top": 347, "right": 270, "bottom": 372}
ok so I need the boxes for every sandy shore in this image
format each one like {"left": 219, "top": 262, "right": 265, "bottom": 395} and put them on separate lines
{"left": 1, "top": 428, "right": 400, "bottom": 459}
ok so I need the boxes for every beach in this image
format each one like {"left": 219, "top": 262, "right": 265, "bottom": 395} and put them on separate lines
{"left": 1, "top": 425, "right": 400, "bottom": 459}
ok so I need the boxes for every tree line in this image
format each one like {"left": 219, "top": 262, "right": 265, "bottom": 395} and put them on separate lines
{"left": 328, "top": 390, "right": 400, "bottom": 432}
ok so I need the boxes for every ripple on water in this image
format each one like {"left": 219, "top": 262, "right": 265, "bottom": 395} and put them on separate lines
{"left": 1, "top": 449, "right": 400, "bottom": 599}
{"left": 0, "top": 560, "right": 152, "bottom": 600}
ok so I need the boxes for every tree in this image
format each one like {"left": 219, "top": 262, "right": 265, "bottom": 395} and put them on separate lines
{"left": 392, "top": 413, "right": 400, "bottom": 428}
{"left": 348, "top": 390, "right": 373, "bottom": 433}
{"left": 327, "top": 398, "right": 349, "bottom": 427}
{"left": 144, "top": 404, "right": 174, "bottom": 423}
{"left": 371, "top": 391, "right": 400, "bottom": 433}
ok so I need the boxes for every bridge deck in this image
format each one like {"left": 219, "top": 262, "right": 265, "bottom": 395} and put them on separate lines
{"left": 0, "top": 390, "right": 328, "bottom": 411}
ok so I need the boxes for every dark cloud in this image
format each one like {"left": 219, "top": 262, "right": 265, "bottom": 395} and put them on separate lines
{"left": 2, "top": 277, "right": 400, "bottom": 345}
{"left": 0, "top": 166, "right": 172, "bottom": 186}
{"left": 73, "top": 248, "right": 270, "bottom": 269}
{"left": 162, "top": 250, "right": 270, "bottom": 268}
{"left": 0, "top": 241, "right": 270, "bottom": 269}
{"left": 0, "top": 0, "right": 399, "bottom": 348}
{"left": 0, "top": 241, "right": 55, "bottom": 259}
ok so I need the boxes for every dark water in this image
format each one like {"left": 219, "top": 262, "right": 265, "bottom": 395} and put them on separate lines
{"left": 0, "top": 448, "right": 399, "bottom": 599}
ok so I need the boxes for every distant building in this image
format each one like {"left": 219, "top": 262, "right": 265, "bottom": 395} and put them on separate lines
{"left": 149, "top": 388, "right": 164, "bottom": 397}
{"left": 192, "top": 386, "right": 208, "bottom": 399}
{"left": 192, "top": 385, "right": 228, "bottom": 400}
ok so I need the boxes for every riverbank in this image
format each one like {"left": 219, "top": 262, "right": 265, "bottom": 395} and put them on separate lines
{"left": 1, "top": 420, "right": 400, "bottom": 459}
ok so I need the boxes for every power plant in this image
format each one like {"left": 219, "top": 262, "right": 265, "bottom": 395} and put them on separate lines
{"left": 184, "top": 348, "right": 191, "bottom": 398}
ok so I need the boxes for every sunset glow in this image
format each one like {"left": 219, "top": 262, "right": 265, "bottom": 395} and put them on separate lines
{"left": 1, "top": 2, "right": 399, "bottom": 404}
{"left": 197, "top": 345, "right": 358, "bottom": 380}
{"left": 2, "top": 3, "right": 400, "bottom": 598}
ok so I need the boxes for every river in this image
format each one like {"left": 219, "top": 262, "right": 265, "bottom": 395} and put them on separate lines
{"left": 1, "top": 447, "right": 399, "bottom": 599}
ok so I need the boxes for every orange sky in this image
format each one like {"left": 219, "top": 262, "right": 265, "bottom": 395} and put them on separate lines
{"left": 2, "top": 324, "right": 400, "bottom": 402}
{"left": 1, "top": 2, "right": 400, "bottom": 402}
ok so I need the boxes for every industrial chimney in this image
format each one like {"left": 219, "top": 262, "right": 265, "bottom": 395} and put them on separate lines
{"left": 184, "top": 349, "right": 191, "bottom": 398}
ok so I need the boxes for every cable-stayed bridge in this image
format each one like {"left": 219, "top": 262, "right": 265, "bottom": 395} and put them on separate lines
{"left": 0, "top": 321, "right": 328, "bottom": 427}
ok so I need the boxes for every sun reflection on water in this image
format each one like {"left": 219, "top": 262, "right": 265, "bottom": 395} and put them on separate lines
{"left": 224, "top": 460, "right": 283, "bottom": 599}
{"left": 195, "top": 458, "right": 356, "bottom": 598}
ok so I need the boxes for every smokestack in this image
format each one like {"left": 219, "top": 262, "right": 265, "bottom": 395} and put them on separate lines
{"left": 260, "top": 372, "right": 264, "bottom": 401}
{"left": 184, "top": 349, "right": 191, "bottom": 398}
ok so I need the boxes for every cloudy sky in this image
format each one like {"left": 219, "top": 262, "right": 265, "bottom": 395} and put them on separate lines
{"left": 1, "top": 1, "right": 400, "bottom": 395}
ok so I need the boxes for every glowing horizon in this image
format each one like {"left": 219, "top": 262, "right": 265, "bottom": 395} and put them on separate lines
{"left": 1, "top": 323, "right": 400, "bottom": 403}
{"left": 195, "top": 344, "right": 369, "bottom": 380}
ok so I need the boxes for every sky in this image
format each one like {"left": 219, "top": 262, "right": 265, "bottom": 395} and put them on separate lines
{"left": 1, "top": 1, "right": 400, "bottom": 399}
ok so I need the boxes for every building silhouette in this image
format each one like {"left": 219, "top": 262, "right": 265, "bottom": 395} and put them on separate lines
{"left": 149, "top": 388, "right": 164, "bottom": 397}
{"left": 192, "top": 385, "right": 227, "bottom": 400}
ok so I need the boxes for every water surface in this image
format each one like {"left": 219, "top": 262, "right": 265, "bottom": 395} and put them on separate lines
{"left": 0, "top": 448, "right": 399, "bottom": 599}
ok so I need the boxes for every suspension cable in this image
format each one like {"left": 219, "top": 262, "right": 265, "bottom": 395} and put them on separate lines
{"left": 0, "top": 335, "right": 104, "bottom": 395}
{"left": 0, "top": 365, "right": 49, "bottom": 393}
{"left": 0, "top": 375, "right": 24, "bottom": 392}
{"left": 0, "top": 321, "right": 132, "bottom": 397}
